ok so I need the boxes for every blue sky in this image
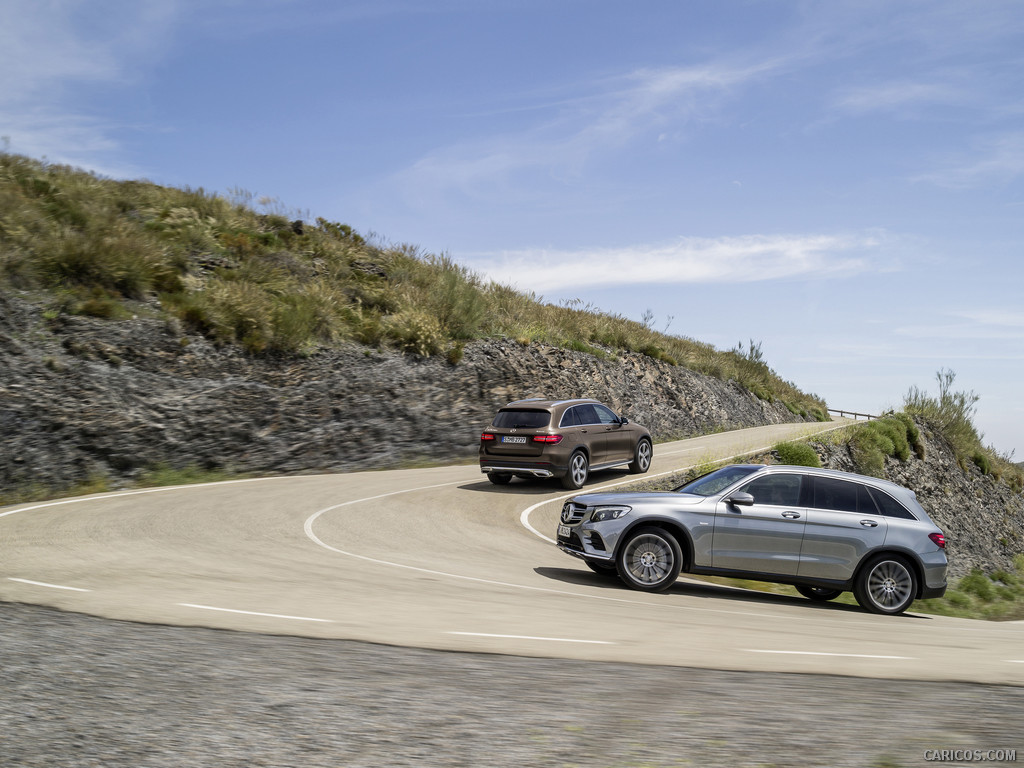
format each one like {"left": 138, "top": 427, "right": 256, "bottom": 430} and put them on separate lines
{"left": 3, "top": 0, "right": 1023, "bottom": 455}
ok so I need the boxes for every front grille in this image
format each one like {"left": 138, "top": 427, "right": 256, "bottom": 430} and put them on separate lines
{"left": 560, "top": 502, "right": 587, "bottom": 524}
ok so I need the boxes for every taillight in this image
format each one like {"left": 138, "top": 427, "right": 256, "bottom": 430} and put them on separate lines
{"left": 533, "top": 435, "right": 564, "bottom": 444}
{"left": 929, "top": 533, "right": 946, "bottom": 549}
{"left": 481, "top": 433, "right": 496, "bottom": 441}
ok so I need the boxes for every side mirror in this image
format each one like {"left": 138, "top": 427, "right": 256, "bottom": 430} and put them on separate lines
{"left": 619, "top": 417, "right": 629, "bottom": 425}
{"left": 726, "top": 492, "right": 755, "bottom": 507}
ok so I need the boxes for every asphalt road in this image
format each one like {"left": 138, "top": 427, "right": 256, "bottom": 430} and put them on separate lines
{"left": 3, "top": 420, "right": 1023, "bottom": 686}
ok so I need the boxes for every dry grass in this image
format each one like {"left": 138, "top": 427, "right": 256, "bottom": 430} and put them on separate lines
{"left": 0, "top": 152, "right": 826, "bottom": 414}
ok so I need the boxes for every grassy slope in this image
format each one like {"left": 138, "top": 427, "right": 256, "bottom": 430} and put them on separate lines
{"left": 0, "top": 152, "right": 826, "bottom": 418}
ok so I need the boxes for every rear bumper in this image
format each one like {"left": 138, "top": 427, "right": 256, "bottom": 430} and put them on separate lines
{"left": 920, "top": 583, "right": 947, "bottom": 600}
{"left": 480, "top": 459, "right": 567, "bottom": 478}
{"left": 482, "top": 465, "right": 554, "bottom": 479}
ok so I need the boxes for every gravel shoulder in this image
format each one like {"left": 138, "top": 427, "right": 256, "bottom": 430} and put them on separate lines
{"left": 3, "top": 602, "right": 1021, "bottom": 768}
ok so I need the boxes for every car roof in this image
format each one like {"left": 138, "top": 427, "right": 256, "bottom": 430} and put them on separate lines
{"left": 501, "top": 398, "right": 601, "bottom": 410}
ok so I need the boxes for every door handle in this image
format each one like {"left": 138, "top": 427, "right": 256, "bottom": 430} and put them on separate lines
{"left": 781, "top": 511, "right": 801, "bottom": 519}
{"left": 860, "top": 520, "right": 879, "bottom": 528}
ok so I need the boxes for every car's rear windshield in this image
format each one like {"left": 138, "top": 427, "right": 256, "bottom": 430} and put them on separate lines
{"left": 492, "top": 409, "right": 551, "bottom": 429}
{"left": 674, "top": 465, "right": 759, "bottom": 496}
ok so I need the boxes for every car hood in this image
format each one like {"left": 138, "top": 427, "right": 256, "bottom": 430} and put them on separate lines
{"left": 570, "top": 491, "right": 705, "bottom": 506}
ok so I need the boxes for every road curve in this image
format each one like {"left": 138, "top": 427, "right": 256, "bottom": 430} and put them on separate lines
{"left": 3, "top": 420, "right": 1022, "bottom": 685}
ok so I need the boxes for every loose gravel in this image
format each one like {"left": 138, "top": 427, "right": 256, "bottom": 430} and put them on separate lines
{"left": 2, "top": 602, "right": 1021, "bottom": 768}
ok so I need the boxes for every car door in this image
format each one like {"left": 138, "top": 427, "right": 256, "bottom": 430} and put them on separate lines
{"left": 711, "top": 472, "right": 806, "bottom": 576}
{"left": 593, "top": 404, "right": 632, "bottom": 464}
{"left": 797, "top": 476, "right": 888, "bottom": 581}
{"left": 570, "top": 404, "right": 609, "bottom": 464}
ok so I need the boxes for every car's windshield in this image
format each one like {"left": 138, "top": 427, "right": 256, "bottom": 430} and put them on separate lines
{"left": 492, "top": 409, "right": 551, "bottom": 429}
{"left": 674, "top": 465, "right": 760, "bottom": 497}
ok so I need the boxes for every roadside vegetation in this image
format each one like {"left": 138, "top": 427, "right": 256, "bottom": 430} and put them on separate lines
{"left": 0, "top": 152, "right": 825, "bottom": 417}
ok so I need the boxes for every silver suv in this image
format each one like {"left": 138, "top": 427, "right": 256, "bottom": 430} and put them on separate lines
{"left": 556, "top": 464, "right": 948, "bottom": 614}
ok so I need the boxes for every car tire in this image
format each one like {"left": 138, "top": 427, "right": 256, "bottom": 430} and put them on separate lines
{"left": 628, "top": 438, "right": 652, "bottom": 474}
{"left": 585, "top": 561, "right": 619, "bottom": 577}
{"left": 616, "top": 526, "right": 682, "bottom": 592}
{"left": 487, "top": 473, "right": 512, "bottom": 485}
{"left": 854, "top": 554, "right": 917, "bottom": 615}
{"left": 561, "top": 450, "right": 589, "bottom": 490}
{"left": 796, "top": 585, "right": 843, "bottom": 602}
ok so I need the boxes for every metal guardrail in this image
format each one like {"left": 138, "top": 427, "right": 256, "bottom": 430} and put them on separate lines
{"left": 827, "top": 408, "right": 878, "bottom": 421}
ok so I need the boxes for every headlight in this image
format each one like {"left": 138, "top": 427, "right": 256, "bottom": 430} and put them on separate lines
{"left": 590, "top": 505, "right": 631, "bottom": 522}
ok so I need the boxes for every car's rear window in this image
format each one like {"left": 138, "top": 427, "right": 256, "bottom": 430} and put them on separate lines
{"left": 492, "top": 409, "right": 551, "bottom": 429}
{"left": 674, "top": 465, "right": 759, "bottom": 496}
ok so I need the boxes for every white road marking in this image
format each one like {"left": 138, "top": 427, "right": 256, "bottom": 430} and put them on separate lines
{"left": 304, "top": 488, "right": 834, "bottom": 623}
{"left": 0, "top": 475, "right": 301, "bottom": 519}
{"left": 178, "top": 603, "right": 333, "bottom": 623}
{"left": 742, "top": 649, "right": 912, "bottom": 660}
{"left": 449, "top": 632, "right": 613, "bottom": 645}
{"left": 1007, "top": 660, "right": 1024, "bottom": 663}
{"left": 8, "top": 577, "right": 91, "bottom": 592}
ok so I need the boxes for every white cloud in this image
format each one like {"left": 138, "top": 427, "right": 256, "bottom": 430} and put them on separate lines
{"left": 832, "top": 81, "right": 966, "bottom": 115}
{"left": 470, "top": 233, "right": 878, "bottom": 293}
{"left": 395, "top": 60, "right": 783, "bottom": 198}
{"left": 0, "top": 0, "right": 179, "bottom": 171}
{"left": 914, "top": 133, "right": 1024, "bottom": 188}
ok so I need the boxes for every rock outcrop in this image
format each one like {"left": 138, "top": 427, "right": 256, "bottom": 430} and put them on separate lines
{"left": 0, "top": 291, "right": 808, "bottom": 495}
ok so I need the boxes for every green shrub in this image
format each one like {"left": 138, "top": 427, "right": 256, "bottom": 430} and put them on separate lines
{"left": 774, "top": 441, "right": 821, "bottom": 467}
{"left": 971, "top": 451, "right": 992, "bottom": 475}
{"left": 959, "top": 569, "right": 996, "bottom": 602}
{"left": 848, "top": 416, "right": 918, "bottom": 477}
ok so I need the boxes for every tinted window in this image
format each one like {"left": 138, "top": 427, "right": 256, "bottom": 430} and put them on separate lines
{"left": 492, "top": 409, "right": 550, "bottom": 429}
{"left": 867, "top": 487, "right": 917, "bottom": 520}
{"left": 675, "top": 465, "right": 760, "bottom": 497}
{"left": 594, "top": 405, "right": 620, "bottom": 425}
{"left": 574, "top": 404, "right": 601, "bottom": 425}
{"left": 812, "top": 477, "right": 875, "bottom": 514}
{"left": 559, "top": 407, "right": 581, "bottom": 427}
{"left": 740, "top": 474, "right": 803, "bottom": 506}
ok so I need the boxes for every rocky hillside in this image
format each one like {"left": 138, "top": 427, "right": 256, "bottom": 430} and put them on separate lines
{"left": 0, "top": 290, "right": 809, "bottom": 498}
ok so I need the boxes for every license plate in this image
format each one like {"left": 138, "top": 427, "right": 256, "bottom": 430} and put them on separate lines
{"left": 502, "top": 436, "right": 528, "bottom": 444}
{"left": 558, "top": 525, "right": 572, "bottom": 538}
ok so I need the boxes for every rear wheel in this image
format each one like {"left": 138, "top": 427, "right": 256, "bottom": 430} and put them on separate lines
{"left": 561, "top": 451, "right": 589, "bottom": 490}
{"left": 629, "top": 439, "right": 652, "bottom": 474}
{"left": 796, "top": 585, "right": 843, "bottom": 602}
{"left": 487, "top": 473, "right": 512, "bottom": 485}
{"left": 616, "top": 527, "right": 682, "bottom": 592}
{"left": 854, "top": 555, "right": 917, "bottom": 615}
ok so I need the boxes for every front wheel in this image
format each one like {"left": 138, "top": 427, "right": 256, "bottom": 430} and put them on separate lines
{"left": 487, "top": 473, "right": 512, "bottom": 485}
{"left": 796, "top": 585, "right": 843, "bottom": 602}
{"left": 561, "top": 450, "right": 589, "bottom": 490}
{"left": 629, "top": 439, "right": 652, "bottom": 474}
{"left": 854, "top": 555, "right": 917, "bottom": 615}
{"left": 616, "top": 527, "right": 682, "bottom": 592}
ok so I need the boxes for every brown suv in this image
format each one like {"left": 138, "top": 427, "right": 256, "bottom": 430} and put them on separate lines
{"left": 480, "top": 399, "right": 653, "bottom": 489}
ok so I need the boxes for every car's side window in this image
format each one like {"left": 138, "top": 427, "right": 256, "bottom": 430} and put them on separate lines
{"left": 812, "top": 477, "right": 875, "bottom": 514}
{"left": 867, "top": 487, "right": 917, "bottom": 520}
{"left": 593, "top": 405, "right": 620, "bottom": 425}
{"left": 560, "top": 407, "right": 581, "bottom": 428}
{"left": 575, "top": 404, "right": 600, "bottom": 425}
{"left": 740, "top": 474, "right": 803, "bottom": 506}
